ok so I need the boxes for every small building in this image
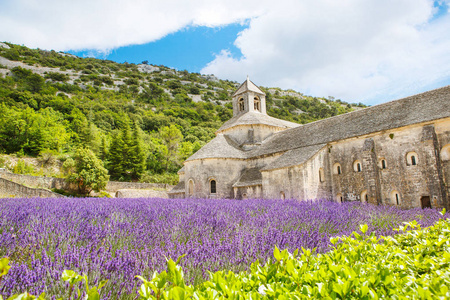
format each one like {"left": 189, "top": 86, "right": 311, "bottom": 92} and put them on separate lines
{"left": 169, "top": 78, "right": 450, "bottom": 210}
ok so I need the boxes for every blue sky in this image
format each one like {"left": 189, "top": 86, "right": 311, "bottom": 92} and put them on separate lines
{"left": 69, "top": 24, "right": 246, "bottom": 73}
{"left": 1, "top": 0, "right": 449, "bottom": 105}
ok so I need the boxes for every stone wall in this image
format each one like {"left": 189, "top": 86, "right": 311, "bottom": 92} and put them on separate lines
{"left": 0, "top": 178, "right": 63, "bottom": 198}
{"left": 115, "top": 189, "right": 169, "bottom": 198}
{"left": 184, "top": 158, "right": 247, "bottom": 198}
{"left": 328, "top": 121, "right": 448, "bottom": 209}
{"left": 0, "top": 170, "right": 68, "bottom": 190}
{"left": 262, "top": 147, "right": 332, "bottom": 200}
{"left": 0, "top": 170, "right": 173, "bottom": 197}
{"left": 105, "top": 181, "right": 169, "bottom": 192}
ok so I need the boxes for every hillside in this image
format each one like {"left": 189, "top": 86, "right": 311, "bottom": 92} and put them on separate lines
{"left": 0, "top": 42, "right": 365, "bottom": 184}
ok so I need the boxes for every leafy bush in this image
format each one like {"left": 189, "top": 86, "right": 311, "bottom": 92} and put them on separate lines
{"left": 12, "top": 159, "right": 35, "bottom": 175}
{"left": 45, "top": 72, "right": 69, "bottom": 82}
{"left": 67, "top": 148, "right": 109, "bottom": 195}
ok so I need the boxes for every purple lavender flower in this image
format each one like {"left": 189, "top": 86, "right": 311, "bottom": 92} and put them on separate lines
{"left": 0, "top": 197, "right": 446, "bottom": 299}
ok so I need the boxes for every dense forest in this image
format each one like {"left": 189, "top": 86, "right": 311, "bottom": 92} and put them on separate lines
{"left": 0, "top": 42, "right": 365, "bottom": 184}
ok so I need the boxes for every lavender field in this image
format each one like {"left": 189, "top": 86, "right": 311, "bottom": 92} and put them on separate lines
{"left": 0, "top": 197, "right": 447, "bottom": 299}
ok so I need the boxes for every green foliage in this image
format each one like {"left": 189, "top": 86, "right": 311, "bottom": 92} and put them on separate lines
{"left": 159, "top": 125, "right": 183, "bottom": 172}
{"left": 45, "top": 72, "right": 69, "bottom": 82}
{"left": 12, "top": 159, "right": 36, "bottom": 175}
{"left": 139, "top": 172, "right": 179, "bottom": 185}
{"left": 37, "top": 149, "right": 58, "bottom": 167}
{"left": 68, "top": 148, "right": 109, "bottom": 195}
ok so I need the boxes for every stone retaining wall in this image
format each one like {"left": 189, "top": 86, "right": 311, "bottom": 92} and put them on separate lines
{"left": 0, "top": 170, "right": 173, "bottom": 198}
{"left": 0, "top": 178, "right": 63, "bottom": 198}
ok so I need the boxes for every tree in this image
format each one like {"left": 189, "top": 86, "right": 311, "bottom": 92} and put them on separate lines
{"left": 159, "top": 124, "right": 183, "bottom": 171}
{"left": 107, "top": 129, "right": 124, "bottom": 180}
{"left": 128, "top": 122, "right": 146, "bottom": 181}
{"left": 68, "top": 148, "right": 109, "bottom": 196}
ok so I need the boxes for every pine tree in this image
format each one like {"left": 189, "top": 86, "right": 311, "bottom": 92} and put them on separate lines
{"left": 128, "top": 122, "right": 146, "bottom": 181}
{"left": 121, "top": 121, "right": 133, "bottom": 180}
{"left": 107, "top": 129, "right": 124, "bottom": 180}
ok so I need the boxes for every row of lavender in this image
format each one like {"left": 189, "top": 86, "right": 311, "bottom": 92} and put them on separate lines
{"left": 0, "top": 198, "right": 447, "bottom": 299}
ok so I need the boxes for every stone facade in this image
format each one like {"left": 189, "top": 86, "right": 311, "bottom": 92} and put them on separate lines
{"left": 169, "top": 79, "right": 450, "bottom": 210}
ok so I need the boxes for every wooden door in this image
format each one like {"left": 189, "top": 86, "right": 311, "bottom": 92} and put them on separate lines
{"left": 420, "top": 196, "right": 431, "bottom": 209}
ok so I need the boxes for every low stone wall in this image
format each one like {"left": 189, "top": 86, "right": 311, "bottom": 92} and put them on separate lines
{"left": 115, "top": 189, "right": 169, "bottom": 198}
{"left": 0, "top": 178, "right": 63, "bottom": 198}
{"left": 106, "top": 181, "right": 170, "bottom": 192}
{"left": 0, "top": 170, "right": 68, "bottom": 189}
{"left": 0, "top": 170, "right": 174, "bottom": 198}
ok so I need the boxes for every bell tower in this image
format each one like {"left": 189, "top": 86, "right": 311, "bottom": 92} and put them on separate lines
{"left": 232, "top": 77, "right": 267, "bottom": 117}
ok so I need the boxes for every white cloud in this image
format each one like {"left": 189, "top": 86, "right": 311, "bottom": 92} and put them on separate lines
{"left": 202, "top": 0, "right": 450, "bottom": 104}
{"left": 0, "top": 0, "right": 267, "bottom": 51}
{"left": 1, "top": 0, "right": 449, "bottom": 104}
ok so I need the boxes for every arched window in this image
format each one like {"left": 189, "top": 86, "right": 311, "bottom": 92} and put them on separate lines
{"left": 254, "top": 96, "right": 260, "bottom": 111}
{"left": 280, "top": 191, "right": 285, "bottom": 200}
{"left": 336, "top": 193, "right": 343, "bottom": 203}
{"left": 333, "top": 163, "right": 342, "bottom": 175}
{"left": 188, "top": 179, "right": 194, "bottom": 197}
{"left": 353, "top": 160, "right": 362, "bottom": 172}
{"left": 319, "top": 168, "right": 325, "bottom": 182}
{"left": 441, "top": 144, "right": 450, "bottom": 161}
{"left": 379, "top": 159, "right": 387, "bottom": 169}
{"left": 406, "top": 152, "right": 418, "bottom": 166}
{"left": 391, "top": 190, "right": 400, "bottom": 205}
{"left": 238, "top": 98, "right": 245, "bottom": 111}
{"left": 210, "top": 179, "right": 216, "bottom": 194}
{"left": 361, "top": 190, "right": 368, "bottom": 203}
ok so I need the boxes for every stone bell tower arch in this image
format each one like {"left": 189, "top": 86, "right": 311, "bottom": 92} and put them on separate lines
{"left": 232, "top": 77, "right": 267, "bottom": 117}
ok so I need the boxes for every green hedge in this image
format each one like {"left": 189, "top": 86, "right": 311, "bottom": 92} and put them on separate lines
{"left": 1, "top": 211, "right": 449, "bottom": 299}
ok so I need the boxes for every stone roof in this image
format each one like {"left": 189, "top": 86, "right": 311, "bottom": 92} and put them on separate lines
{"left": 177, "top": 166, "right": 185, "bottom": 174}
{"left": 232, "top": 77, "right": 265, "bottom": 97}
{"left": 168, "top": 181, "right": 185, "bottom": 194}
{"left": 185, "top": 134, "right": 247, "bottom": 162}
{"left": 217, "top": 111, "right": 300, "bottom": 133}
{"left": 261, "top": 144, "right": 327, "bottom": 171}
{"left": 232, "top": 168, "right": 262, "bottom": 187}
{"left": 250, "top": 85, "right": 450, "bottom": 157}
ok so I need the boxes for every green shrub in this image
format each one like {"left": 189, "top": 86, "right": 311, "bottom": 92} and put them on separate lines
{"left": 12, "top": 159, "right": 35, "bottom": 175}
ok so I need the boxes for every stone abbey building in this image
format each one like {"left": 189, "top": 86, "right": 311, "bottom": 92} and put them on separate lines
{"left": 169, "top": 78, "right": 450, "bottom": 209}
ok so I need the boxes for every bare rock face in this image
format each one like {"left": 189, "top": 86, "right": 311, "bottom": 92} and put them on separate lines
{"left": 202, "top": 74, "right": 219, "bottom": 82}
{"left": 57, "top": 52, "right": 78, "bottom": 58}
{"left": 137, "top": 64, "right": 160, "bottom": 73}
{"left": 0, "top": 42, "right": 10, "bottom": 49}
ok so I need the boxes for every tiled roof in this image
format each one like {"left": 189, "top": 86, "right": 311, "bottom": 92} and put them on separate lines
{"left": 185, "top": 134, "right": 247, "bottom": 161}
{"left": 168, "top": 181, "right": 185, "bottom": 194}
{"left": 232, "top": 77, "right": 265, "bottom": 97}
{"left": 232, "top": 168, "right": 262, "bottom": 187}
{"left": 261, "top": 144, "right": 327, "bottom": 171}
{"left": 217, "top": 111, "right": 299, "bottom": 133}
